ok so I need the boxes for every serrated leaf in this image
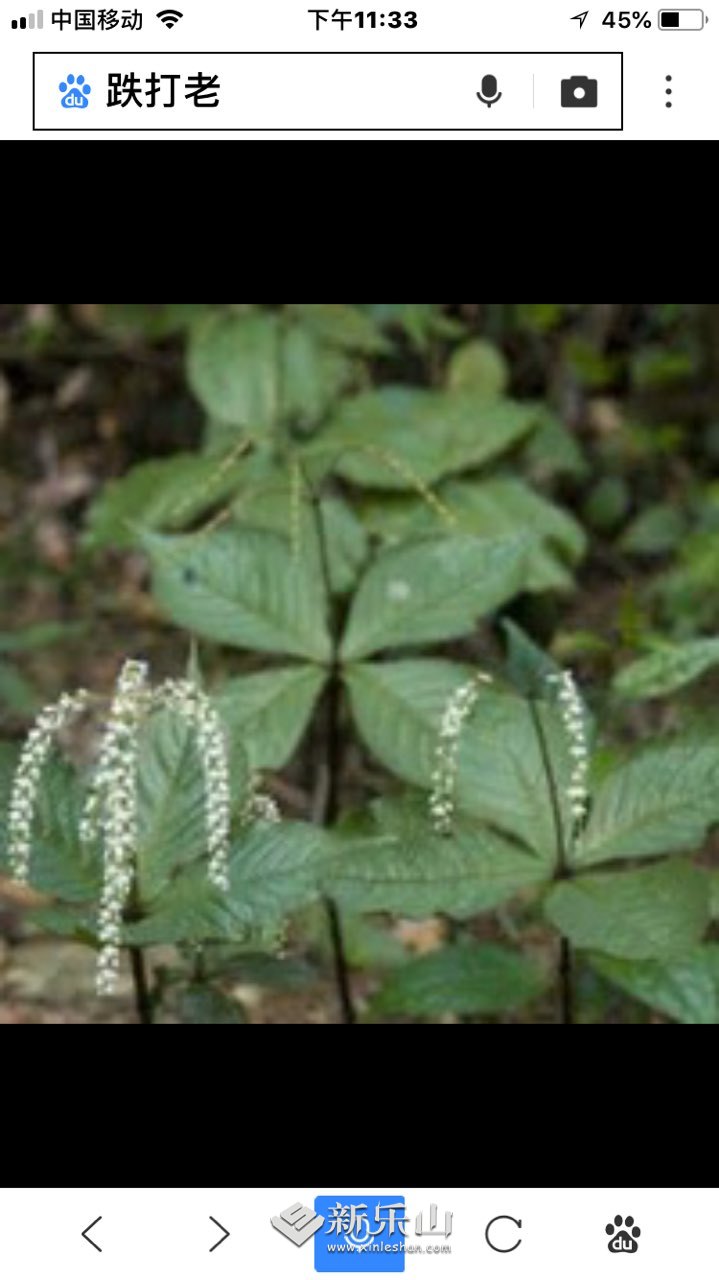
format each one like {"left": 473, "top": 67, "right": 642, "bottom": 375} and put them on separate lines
{"left": 613, "top": 639, "right": 719, "bottom": 700}
{"left": 576, "top": 739, "right": 719, "bottom": 867}
{"left": 134, "top": 707, "right": 251, "bottom": 901}
{"left": 544, "top": 861, "right": 709, "bottom": 961}
{"left": 447, "top": 339, "right": 509, "bottom": 398}
{"left": 29, "top": 903, "right": 97, "bottom": 943}
{"left": 84, "top": 453, "right": 247, "bottom": 550}
{"left": 340, "top": 535, "right": 528, "bottom": 659}
{"left": 141, "top": 527, "right": 332, "bottom": 662}
{"left": 322, "top": 796, "right": 549, "bottom": 917}
{"left": 127, "top": 821, "right": 330, "bottom": 945}
{"left": 345, "top": 661, "right": 573, "bottom": 858}
{"left": 214, "top": 665, "right": 327, "bottom": 769}
{"left": 232, "top": 487, "right": 368, "bottom": 594}
{"left": 188, "top": 312, "right": 281, "bottom": 431}
{"left": 124, "top": 873, "right": 240, "bottom": 945}
{"left": 311, "top": 386, "right": 538, "bottom": 490}
{"left": 589, "top": 948, "right": 719, "bottom": 1024}
{"left": 358, "top": 476, "right": 585, "bottom": 593}
{"left": 0, "top": 756, "right": 102, "bottom": 902}
{"left": 372, "top": 943, "right": 546, "bottom": 1017}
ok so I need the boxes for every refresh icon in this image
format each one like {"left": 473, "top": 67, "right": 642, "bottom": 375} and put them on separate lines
{"left": 485, "top": 1216, "right": 522, "bottom": 1253}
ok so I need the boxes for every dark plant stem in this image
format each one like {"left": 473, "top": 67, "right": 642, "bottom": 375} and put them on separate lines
{"left": 125, "top": 881, "right": 154, "bottom": 1025}
{"left": 304, "top": 469, "right": 356, "bottom": 1025}
{"left": 129, "top": 946, "right": 154, "bottom": 1025}
{"left": 528, "top": 697, "right": 574, "bottom": 1026}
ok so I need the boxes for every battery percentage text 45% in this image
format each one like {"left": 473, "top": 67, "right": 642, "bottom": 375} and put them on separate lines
{"left": 602, "top": 9, "right": 652, "bottom": 23}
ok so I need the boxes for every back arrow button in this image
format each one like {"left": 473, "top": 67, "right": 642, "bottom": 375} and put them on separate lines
{"left": 81, "top": 1216, "right": 102, "bottom": 1252}
{"left": 209, "top": 1216, "right": 230, "bottom": 1252}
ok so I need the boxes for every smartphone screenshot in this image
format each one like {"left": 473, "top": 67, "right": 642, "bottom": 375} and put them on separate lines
{"left": 0, "top": 0, "right": 713, "bottom": 137}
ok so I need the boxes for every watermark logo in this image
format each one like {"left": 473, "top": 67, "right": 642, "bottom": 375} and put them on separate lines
{"left": 271, "top": 1196, "right": 453, "bottom": 1271}
{"left": 271, "top": 1202, "right": 325, "bottom": 1247}
{"left": 314, "top": 1196, "right": 407, "bottom": 1273}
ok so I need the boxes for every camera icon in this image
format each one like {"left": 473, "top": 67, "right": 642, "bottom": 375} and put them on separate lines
{"left": 561, "top": 75, "right": 598, "bottom": 106}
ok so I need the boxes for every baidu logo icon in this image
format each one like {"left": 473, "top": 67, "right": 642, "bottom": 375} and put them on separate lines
{"left": 58, "top": 73, "right": 91, "bottom": 107}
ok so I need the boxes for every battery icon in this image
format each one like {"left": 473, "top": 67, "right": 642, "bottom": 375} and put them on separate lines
{"left": 658, "top": 8, "right": 706, "bottom": 26}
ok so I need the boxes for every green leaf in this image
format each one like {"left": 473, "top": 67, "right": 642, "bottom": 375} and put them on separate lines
{"left": 613, "top": 639, "right": 719, "bottom": 700}
{"left": 589, "top": 948, "right": 719, "bottom": 1024}
{"left": 280, "top": 324, "right": 353, "bottom": 430}
{"left": 372, "top": 942, "right": 546, "bottom": 1017}
{"left": 127, "top": 821, "right": 330, "bottom": 945}
{"left": 447, "top": 340, "right": 509, "bottom": 398}
{"left": 141, "top": 527, "right": 332, "bottom": 662}
{"left": 502, "top": 619, "right": 562, "bottom": 699}
{"left": 544, "top": 860, "right": 709, "bottom": 961}
{"left": 4, "top": 758, "right": 102, "bottom": 902}
{"left": 345, "top": 661, "right": 573, "bottom": 858}
{"left": 340, "top": 535, "right": 528, "bottom": 660}
{"left": 178, "top": 985, "right": 247, "bottom": 1024}
{"left": 214, "top": 665, "right": 327, "bottom": 769}
{"left": 134, "top": 707, "right": 251, "bottom": 901}
{"left": 226, "top": 820, "right": 330, "bottom": 924}
{"left": 312, "top": 387, "right": 538, "bottom": 490}
{"left": 292, "top": 304, "right": 389, "bottom": 354}
{"left": 521, "top": 409, "right": 588, "bottom": 480}
{"left": 28, "top": 903, "right": 97, "bottom": 944}
{"left": 232, "top": 487, "right": 368, "bottom": 594}
{"left": 620, "top": 503, "right": 687, "bottom": 555}
{"left": 125, "top": 873, "right": 239, "bottom": 945}
{"left": 322, "top": 796, "right": 549, "bottom": 917}
{"left": 358, "top": 476, "right": 585, "bottom": 593}
{"left": 84, "top": 453, "right": 247, "bottom": 550}
{"left": 188, "top": 312, "right": 281, "bottom": 431}
{"left": 365, "top": 304, "right": 464, "bottom": 350}
{"left": 576, "top": 739, "right": 719, "bottom": 867}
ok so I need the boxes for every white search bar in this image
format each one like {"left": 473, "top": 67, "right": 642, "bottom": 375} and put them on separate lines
{"left": 33, "top": 52, "right": 623, "bottom": 130}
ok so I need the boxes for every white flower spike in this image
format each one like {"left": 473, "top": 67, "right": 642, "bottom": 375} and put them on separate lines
{"left": 6, "top": 658, "right": 242, "bottom": 998}
{"left": 429, "top": 671, "right": 492, "bottom": 835}
{"left": 546, "top": 668, "right": 590, "bottom": 829}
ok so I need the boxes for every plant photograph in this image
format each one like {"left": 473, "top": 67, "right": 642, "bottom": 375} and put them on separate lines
{"left": 2, "top": 302, "right": 719, "bottom": 1024}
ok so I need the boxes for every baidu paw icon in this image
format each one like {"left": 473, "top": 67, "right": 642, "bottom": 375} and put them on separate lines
{"left": 59, "top": 74, "right": 91, "bottom": 107}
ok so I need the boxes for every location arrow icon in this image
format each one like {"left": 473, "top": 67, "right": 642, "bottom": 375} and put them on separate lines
{"left": 209, "top": 1216, "right": 230, "bottom": 1253}
{"left": 81, "top": 1216, "right": 102, "bottom": 1252}
{"left": 572, "top": 9, "right": 589, "bottom": 25}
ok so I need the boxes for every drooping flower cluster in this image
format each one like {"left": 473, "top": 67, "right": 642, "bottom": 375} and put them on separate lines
{"left": 7, "top": 689, "right": 91, "bottom": 883}
{"left": 89, "top": 659, "right": 150, "bottom": 995}
{"left": 156, "top": 676, "right": 233, "bottom": 893}
{"left": 429, "top": 672, "right": 492, "bottom": 834}
{"left": 546, "top": 668, "right": 590, "bottom": 827}
{"left": 5, "top": 657, "right": 257, "bottom": 998}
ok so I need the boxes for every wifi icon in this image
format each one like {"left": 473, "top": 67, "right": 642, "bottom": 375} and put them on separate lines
{"left": 156, "top": 8, "right": 182, "bottom": 25}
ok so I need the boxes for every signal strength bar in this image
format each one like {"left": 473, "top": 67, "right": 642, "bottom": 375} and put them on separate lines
{"left": 11, "top": 9, "right": 43, "bottom": 25}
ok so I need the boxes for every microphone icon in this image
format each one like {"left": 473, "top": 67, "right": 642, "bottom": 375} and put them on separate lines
{"left": 477, "top": 73, "right": 502, "bottom": 106}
